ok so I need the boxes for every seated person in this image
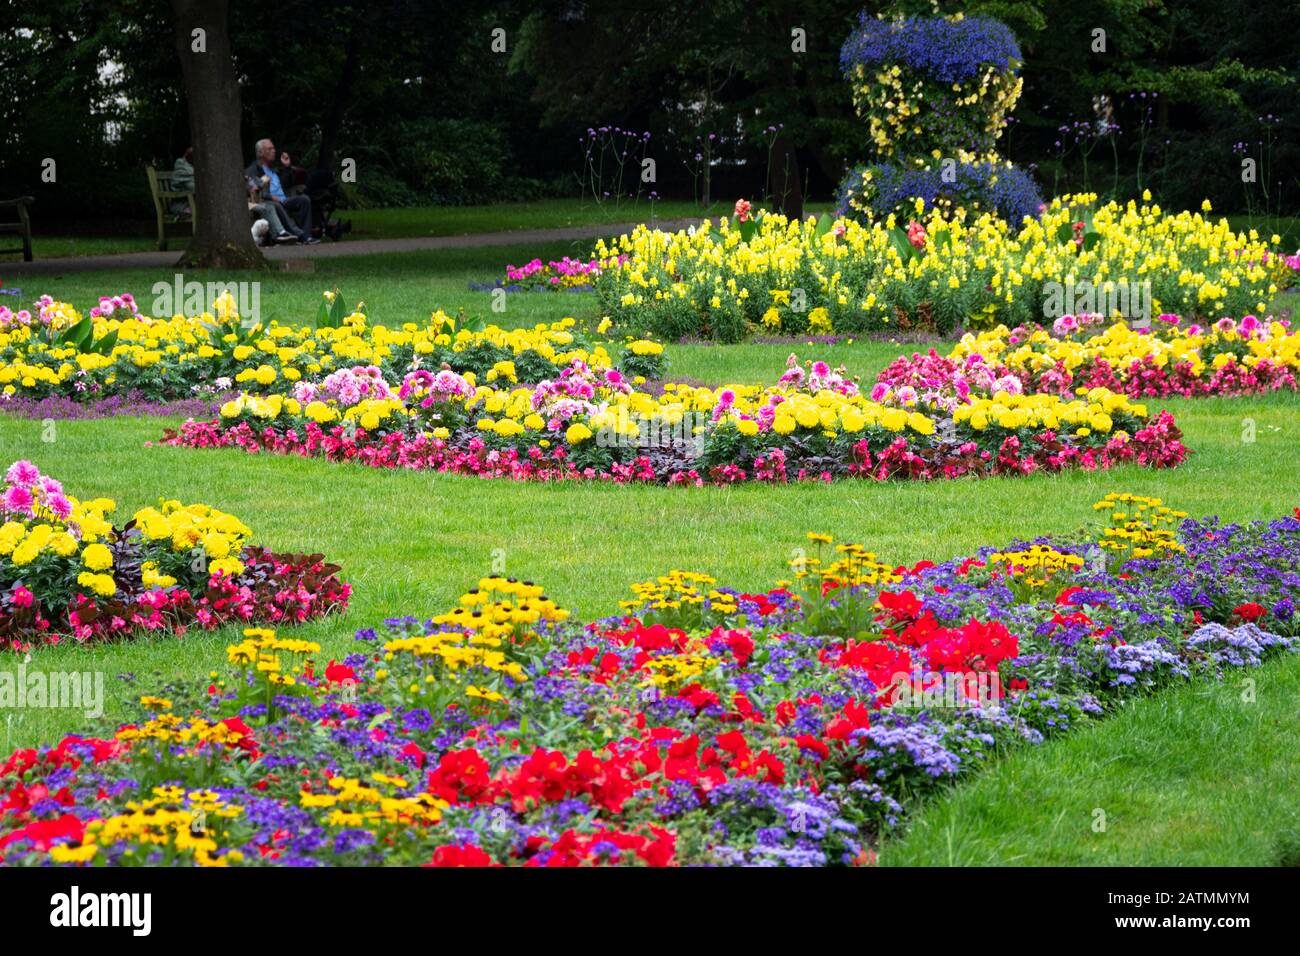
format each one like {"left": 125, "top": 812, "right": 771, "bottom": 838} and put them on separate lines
{"left": 244, "top": 139, "right": 318, "bottom": 244}
{"left": 247, "top": 175, "right": 299, "bottom": 245}
{"left": 170, "top": 148, "right": 194, "bottom": 218}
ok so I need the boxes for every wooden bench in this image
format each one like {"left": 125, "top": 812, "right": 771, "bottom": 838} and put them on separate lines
{"left": 0, "top": 197, "right": 34, "bottom": 261}
{"left": 146, "top": 166, "right": 197, "bottom": 251}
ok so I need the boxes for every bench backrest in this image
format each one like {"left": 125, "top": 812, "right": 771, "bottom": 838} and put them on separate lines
{"left": 146, "top": 166, "right": 194, "bottom": 205}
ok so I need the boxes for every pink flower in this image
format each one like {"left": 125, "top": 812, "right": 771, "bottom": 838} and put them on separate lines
{"left": 734, "top": 198, "right": 752, "bottom": 222}
{"left": 11, "top": 586, "right": 33, "bottom": 609}
{"left": 906, "top": 220, "right": 927, "bottom": 249}
{"left": 5, "top": 460, "right": 40, "bottom": 486}
{"left": 3, "top": 485, "right": 34, "bottom": 515}
{"left": 45, "top": 493, "right": 73, "bottom": 520}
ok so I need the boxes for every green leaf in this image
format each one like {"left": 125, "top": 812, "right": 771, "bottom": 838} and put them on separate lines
{"left": 1082, "top": 232, "right": 1102, "bottom": 253}
{"left": 1055, "top": 222, "right": 1074, "bottom": 245}
{"left": 889, "top": 227, "right": 917, "bottom": 262}
{"left": 738, "top": 219, "right": 758, "bottom": 244}
{"left": 92, "top": 328, "right": 119, "bottom": 356}
{"left": 315, "top": 297, "right": 332, "bottom": 329}
{"left": 62, "top": 315, "right": 93, "bottom": 348}
{"left": 330, "top": 292, "right": 346, "bottom": 327}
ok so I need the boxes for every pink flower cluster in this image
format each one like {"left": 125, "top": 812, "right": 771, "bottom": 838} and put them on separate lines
{"left": 503, "top": 255, "right": 625, "bottom": 288}
{"left": 88, "top": 293, "right": 140, "bottom": 320}
{"left": 2, "top": 460, "right": 73, "bottom": 523}
{"left": 293, "top": 365, "right": 394, "bottom": 405}
{"left": 777, "top": 355, "right": 860, "bottom": 397}
{"left": 872, "top": 350, "right": 1020, "bottom": 412}
{"left": 398, "top": 368, "right": 473, "bottom": 408}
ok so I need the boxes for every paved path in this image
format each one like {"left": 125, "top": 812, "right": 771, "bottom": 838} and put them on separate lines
{"left": 0, "top": 219, "right": 702, "bottom": 276}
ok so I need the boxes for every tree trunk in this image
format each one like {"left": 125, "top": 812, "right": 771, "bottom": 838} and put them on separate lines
{"left": 171, "top": 0, "right": 266, "bottom": 270}
{"left": 767, "top": 130, "right": 803, "bottom": 220}
{"left": 316, "top": 32, "right": 361, "bottom": 173}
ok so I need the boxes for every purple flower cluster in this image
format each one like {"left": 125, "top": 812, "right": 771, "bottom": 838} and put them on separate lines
{"left": 836, "top": 159, "right": 1043, "bottom": 225}
{"left": 0, "top": 390, "right": 227, "bottom": 420}
{"left": 839, "top": 13, "right": 1022, "bottom": 82}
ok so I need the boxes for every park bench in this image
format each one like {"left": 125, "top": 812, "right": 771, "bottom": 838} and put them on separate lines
{"left": 146, "top": 166, "right": 196, "bottom": 251}
{"left": 0, "top": 196, "right": 34, "bottom": 261}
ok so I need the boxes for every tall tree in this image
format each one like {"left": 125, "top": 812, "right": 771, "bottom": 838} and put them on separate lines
{"left": 170, "top": 0, "right": 265, "bottom": 269}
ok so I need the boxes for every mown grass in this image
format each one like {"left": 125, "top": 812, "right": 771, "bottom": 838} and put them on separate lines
{"left": 3, "top": 241, "right": 598, "bottom": 329}
{"left": 882, "top": 651, "right": 1300, "bottom": 866}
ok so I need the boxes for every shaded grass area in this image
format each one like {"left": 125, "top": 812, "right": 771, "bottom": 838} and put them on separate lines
{"left": 1, "top": 241, "right": 600, "bottom": 328}
{"left": 0, "top": 198, "right": 726, "bottom": 261}
{"left": 881, "top": 650, "right": 1300, "bottom": 866}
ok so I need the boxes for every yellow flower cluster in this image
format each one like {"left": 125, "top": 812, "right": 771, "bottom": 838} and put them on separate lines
{"left": 952, "top": 388, "right": 1143, "bottom": 437}
{"left": 795, "top": 533, "right": 904, "bottom": 589}
{"left": 299, "top": 775, "right": 446, "bottom": 827}
{"left": 952, "top": 319, "right": 1300, "bottom": 379}
{"left": 0, "top": 302, "right": 631, "bottom": 401}
{"left": 592, "top": 195, "right": 1290, "bottom": 338}
{"left": 134, "top": 499, "right": 252, "bottom": 578}
{"left": 226, "top": 627, "right": 321, "bottom": 689}
{"left": 76, "top": 790, "right": 244, "bottom": 867}
{"left": 1093, "top": 493, "right": 1188, "bottom": 561}
{"left": 624, "top": 570, "right": 721, "bottom": 614}
{"left": 0, "top": 486, "right": 120, "bottom": 597}
{"left": 987, "top": 545, "right": 1085, "bottom": 589}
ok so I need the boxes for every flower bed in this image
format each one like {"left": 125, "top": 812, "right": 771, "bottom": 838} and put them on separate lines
{"left": 590, "top": 195, "right": 1295, "bottom": 341}
{"left": 160, "top": 356, "right": 1188, "bottom": 484}
{"left": 470, "top": 255, "right": 625, "bottom": 293}
{"left": 936, "top": 315, "right": 1299, "bottom": 398}
{"left": 1, "top": 498, "right": 1294, "bottom": 866}
{"left": 0, "top": 461, "right": 349, "bottom": 649}
{"left": 0, "top": 294, "right": 666, "bottom": 405}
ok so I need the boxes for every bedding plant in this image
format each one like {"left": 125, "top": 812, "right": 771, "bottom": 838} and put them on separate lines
{"left": 0, "top": 295, "right": 666, "bottom": 407}
{"left": 591, "top": 196, "right": 1294, "bottom": 341}
{"left": 0, "top": 496, "right": 1294, "bottom": 866}
{"left": 161, "top": 353, "right": 1187, "bottom": 484}
{"left": 0, "top": 460, "right": 349, "bottom": 650}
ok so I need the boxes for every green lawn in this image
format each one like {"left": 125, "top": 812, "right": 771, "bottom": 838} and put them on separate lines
{"left": 6, "top": 202, "right": 1289, "bottom": 262}
{"left": 882, "top": 650, "right": 1300, "bottom": 866}
{"left": 3, "top": 241, "right": 602, "bottom": 328}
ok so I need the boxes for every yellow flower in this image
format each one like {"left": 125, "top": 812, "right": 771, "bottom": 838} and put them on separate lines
{"left": 81, "top": 542, "right": 113, "bottom": 571}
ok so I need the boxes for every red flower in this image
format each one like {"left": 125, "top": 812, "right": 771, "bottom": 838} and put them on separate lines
{"left": 324, "top": 660, "right": 356, "bottom": 684}
{"left": 1234, "top": 603, "right": 1267, "bottom": 622}
{"left": 424, "top": 844, "right": 496, "bottom": 867}
{"left": 877, "top": 589, "right": 922, "bottom": 623}
{"left": 793, "top": 734, "right": 829, "bottom": 760}
{"left": 427, "top": 748, "right": 492, "bottom": 804}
